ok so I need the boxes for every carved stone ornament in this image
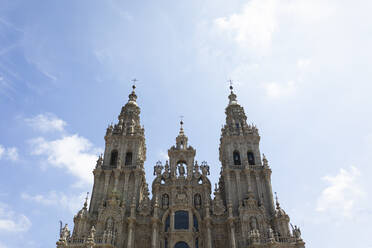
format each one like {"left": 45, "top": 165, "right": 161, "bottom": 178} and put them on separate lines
{"left": 212, "top": 192, "right": 226, "bottom": 216}
{"left": 175, "top": 192, "right": 188, "bottom": 205}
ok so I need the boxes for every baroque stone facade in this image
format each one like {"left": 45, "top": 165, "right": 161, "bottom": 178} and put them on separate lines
{"left": 57, "top": 85, "right": 305, "bottom": 248}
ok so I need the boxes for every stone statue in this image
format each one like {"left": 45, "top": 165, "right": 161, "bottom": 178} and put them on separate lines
{"left": 268, "top": 227, "right": 275, "bottom": 240}
{"left": 212, "top": 188, "right": 226, "bottom": 216}
{"left": 194, "top": 193, "right": 201, "bottom": 209}
{"left": 89, "top": 226, "right": 96, "bottom": 239}
{"left": 153, "top": 161, "right": 163, "bottom": 178}
{"left": 292, "top": 225, "right": 302, "bottom": 239}
{"left": 163, "top": 161, "right": 170, "bottom": 179}
{"left": 60, "top": 224, "right": 70, "bottom": 241}
{"left": 96, "top": 154, "right": 103, "bottom": 168}
{"left": 162, "top": 194, "right": 169, "bottom": 209}
{"left": 117, "top": 156, "right": 122, "bottom": 168}
{"left": 106, "top": 217, "right": 114, "bottom": 231}
{"left": 249, "top": 217, "right": 258, "bottom": 230}
{"left": 178, "top": 163, "right": 185, "bottom": 177}
{"left": 201, "top": 161, "right": 210, "bottom": 176}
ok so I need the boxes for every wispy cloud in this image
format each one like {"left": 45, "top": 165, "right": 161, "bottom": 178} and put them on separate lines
{"left": 25, "top": 113, "right": 66, "bottom": 133}
{"left": 0, "top": 145, "right": 19, "bottom": 161}
{"left": 29, "top": 134, "right": 101, "bottom": 187}
{"left": 21, "top": 191, "right": 88, "bottom": 214}
{"left": 214, "top": 0, "right": 333, "bottom": 55}
{"left": 0, "top": 202, "right": 31, "bottom": 233}
{"left": 316, "top": 166, "right": 365, "bottom": 218}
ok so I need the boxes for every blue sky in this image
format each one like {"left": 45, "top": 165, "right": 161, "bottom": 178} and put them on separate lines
{"left": 0, "top": 0, "right": 372, "bottom": 247}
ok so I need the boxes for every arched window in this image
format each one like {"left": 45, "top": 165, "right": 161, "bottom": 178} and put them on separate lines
{"left": 174, "top": 242, "right": 189, "bottom": 248}
{"left": 174, "top": 211, "right": 189, "bottom": 230}
{"left": 247, "top": 151, "right": 255, "bottom": 165}
{"left": 164, "top": 215, "right": 170, "bottom": 232}
{"left": 233, "top": 151, "right": 241, "bottom": 165}
{"left": 110, "top": 150, "right": 118, "bottom": 166}
{"left": 125, "top": 152, "right": 133, "bottom": 165}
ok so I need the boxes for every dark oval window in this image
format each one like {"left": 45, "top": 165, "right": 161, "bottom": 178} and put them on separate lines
{"left": 233, "top": 151, "right": 241, "bottom": 165}
{"left": 125, "top": 152, "right": 133, "bottom": 165}
{"left": 247, "top": 152, "right": 255, "bottom": 165}
{"left": 110, "top": 150, "right": 118, "bottom": 166}
{"left": 174, "top": 211, "right": 189, "bottom": 230}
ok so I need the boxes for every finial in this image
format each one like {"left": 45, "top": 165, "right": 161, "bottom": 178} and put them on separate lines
{"left": 178, "top": 115, "right": 185, "bottom": 136}
{"left": 227, "top": 80, "right": 238, "bottom": 105}
{"left": 180, "top": 115, "right": 184, "bottom": 127}
{"left": 128, "top": 79, "right": 138, "bottom": 103}
{"left": 228, "top": 79, "right": 234, "bottom": 93}
{"left": 84, "top": 192, "right": 89, "bottom": 208}
{"left": 275, "top": 192, "right": 280, "bottom": 209}
{"left": 131, "top": 78, "right": 138, "bottom": 91}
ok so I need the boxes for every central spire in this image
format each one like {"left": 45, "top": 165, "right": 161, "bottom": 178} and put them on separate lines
{"left": 228, "top": 82, "right": 238, "bottom": 105}
{"left": 176, "top": 118, "right": 188, "bottom": 149}
{"left": 128, "top": 83, "right": 138, "bottom": 104}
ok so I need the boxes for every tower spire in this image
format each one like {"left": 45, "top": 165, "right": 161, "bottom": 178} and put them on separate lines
{"left": 128, "top": 79, "right": 138, "bottom": 103}
{"left": 227, "top": 80, "right": 238, "bottom": 105}
{"left": 179, "top": 115, "right": 185, "bottom": 136}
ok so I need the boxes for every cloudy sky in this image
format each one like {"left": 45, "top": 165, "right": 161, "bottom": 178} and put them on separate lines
{"left": 1, "top": 0, "right": 371, "bottom": 247}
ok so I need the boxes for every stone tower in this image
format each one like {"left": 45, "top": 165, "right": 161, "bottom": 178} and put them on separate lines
{"left": 57, "top": 85, "right": 305, "bottom": 248}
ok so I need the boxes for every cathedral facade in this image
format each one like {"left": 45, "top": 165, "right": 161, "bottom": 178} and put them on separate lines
{"left": 57, "top": 85, "right": 305, "bottom": 248}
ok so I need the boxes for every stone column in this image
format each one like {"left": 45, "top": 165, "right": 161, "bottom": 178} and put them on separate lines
{"left": 234, "top": 170, "right": 242, "bottom": 205}
{"left": 205, "top": 206, "right": 212, "bottom": 248}
{"left": 103, "top": 171, "right": 111, "bottom": 196}
{"left": 127, "top": 199, "right": 137, "bottom": 248}
{"left": 244, "top": 168, "right": 252, "bottom": 192}
{"left": 264, "top": 170, "right": 275, "bottom": 215}
{"left": 113, "top": 169, "right": 120, "bottom": 192}
{"left": 224, "top": 168, "right": 232, "bottom": 204}
{"left": 228, "top": 205, "right": 236, "bottom": 248}
{"left": 122, "top": 172, "right": 130, "bottom": 203}
{"left": 151, "top": 221, "right": 159, "bottom": 248}
{"left": 151, "top": 197, "right": 160, "bottom": 248}
{"left": 255, "top": 173, "right": 264, "bottom": 204}
{"left": 126, "top": 220, "right": 135, "bottom": 248}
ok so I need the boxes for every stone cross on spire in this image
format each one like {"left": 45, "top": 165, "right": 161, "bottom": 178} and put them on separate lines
{"left": 227, "top": 80, "right": 238, "bottom": 105}
{"left": 228, "top": 79, "right": 234, "bottom": 93}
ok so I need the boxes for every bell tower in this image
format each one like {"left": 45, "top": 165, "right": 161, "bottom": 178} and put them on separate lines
{"left": 87, "top": 84, "right": 148, "bottom": 245}
{"left": 219, "top": 85, "right": 275, "bottom": 216}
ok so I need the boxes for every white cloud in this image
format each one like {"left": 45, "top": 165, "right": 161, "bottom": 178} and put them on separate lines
{"left": 0, "top": 145, "right": 4, "bottom": 159}
{"left": 214, "top": 0, "right": 333, "bottom": 54}
{"left": 316, "top": 166, "right": 365, "bottom": 218}
{"left": 0, "top": 241, "right": 8, "bottom": 248}
{"left": 215, "top": 0, "right": 278, "bottom": 54}
{"left": 297, "top": 58, "right": 311, "bottom": 69}
{"left": 29, "top": 134, "right": 101, "bottom": 186}
{"left": 263, "top": 81, "right": 296, "bottom": 99}
{"left": 0, "top": 145, "right": 19, "bottom": 161}
{"left": 0, "top": 202, "right": 31, "bottom": 233}
{"left": 6, "top": 147, "right": 19, "bottom": 161}
{"left": 21, "top": 191, "right": 88, "bottom": 214}
{"left": 25, "top": 113, "right": 66, "bottom": 133}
